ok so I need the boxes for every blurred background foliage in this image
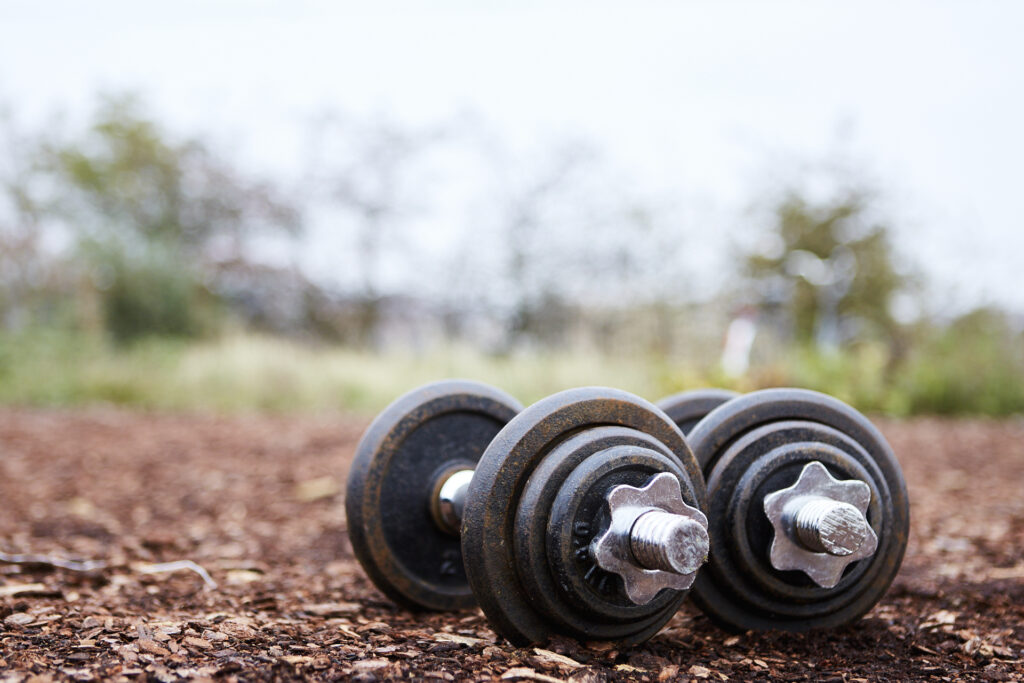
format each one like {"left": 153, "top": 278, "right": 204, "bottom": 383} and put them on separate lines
{"left": 0, "top": 95, "right": 1021, "bottom": 415}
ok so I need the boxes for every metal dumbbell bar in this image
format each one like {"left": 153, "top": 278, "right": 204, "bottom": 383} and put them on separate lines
{"left": 432, "top": 464, "right": 708, "bottom": 602}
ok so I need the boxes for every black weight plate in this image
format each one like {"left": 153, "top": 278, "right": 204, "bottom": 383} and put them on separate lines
{"left": 707, "top": 423, "right": 886, "bottom": 611}
{"left": 514, "top": 432, "right": 693, "bottom": 640}
{"left": 345, "top": 380, "right": 522, "bottom": 611}
{"left": 461, "top": 387, "right": 706, "bottom": 645}
{"left": 687, "top": 388, "right": 909, "bottom": 632}
{"left": 657, "top": 388, "right": 740, "bottom": 435}
{"left": 544, "top": 445, "right": 695, "bottom": 635}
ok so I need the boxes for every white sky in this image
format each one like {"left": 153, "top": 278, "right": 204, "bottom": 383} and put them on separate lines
{"left": 1, "top": 0, "right": 1022, "bottom": 314}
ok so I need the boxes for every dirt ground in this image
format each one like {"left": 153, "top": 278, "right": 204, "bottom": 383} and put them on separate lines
{"left": 0, "top": 408, "right": 1021, "bottom": 682}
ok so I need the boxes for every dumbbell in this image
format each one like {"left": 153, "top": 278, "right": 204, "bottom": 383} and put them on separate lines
{"left": 657, "top": 388, "right": 909, "bottom": 631}
{"left": 346, "top": 380, "right": 710, "bottom": 645}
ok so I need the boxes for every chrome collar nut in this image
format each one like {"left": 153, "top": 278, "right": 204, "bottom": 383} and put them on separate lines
{"left": 591, "top": 472, "right": 710, "bottom": 604}
{"left": 763, "top": 461, "right": 878, "bottom": 589}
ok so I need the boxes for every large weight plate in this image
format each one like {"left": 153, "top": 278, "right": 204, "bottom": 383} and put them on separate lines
{"left": 461, "top": 387, "right": 707, "bottom": 645}
{"left": 345, "top": 380, "right": 521, "bottom": 610}
{"left": 657, "top": 388, "right": 741, "bottom": 434}
{"left": 687, "top": 388, "right": 910, "bottom": 631}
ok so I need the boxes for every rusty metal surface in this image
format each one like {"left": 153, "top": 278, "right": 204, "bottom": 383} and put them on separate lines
{"left": 345, "top": 380, "right": 521, "bottom": 611}
{"left": 460, "top": 387, "right": 707, "bottom": 646}
{"left": 510, "top": 428, "right": 690, "bottom": 641}
{"left": 686, "top": 388, "right": 910, "bottom": 632}
{"left": 657, "top": 388, "right": 741, "bottom": 435}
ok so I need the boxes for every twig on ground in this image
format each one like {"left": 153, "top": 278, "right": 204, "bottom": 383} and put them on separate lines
{"left": 1, "top": 551, "right": 218, "bottom": 589}
{"left": 134, "top": 560, "right": 219, "bottom": 589}
{"left": 0, "top": 550, "right": 108, "bottom": 572}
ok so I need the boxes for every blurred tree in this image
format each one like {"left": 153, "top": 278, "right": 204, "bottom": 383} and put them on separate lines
{"left": 53, "top": 95, "right": 299, "bottom": 257}
{"left": 500, "top": 142, "right": 591, "bottom": 349}
{"left": 744, "top": 189, "right": 906, "bottom": 352}
{"left": 45, "top": 95, "right": 300, "bottom": 342}
{"left": 0, "top": 110, "right": 70, "bottom": 330}
{"left": 310, "top": 114, "right": 442, "bottom": 347}
{"left": 486, "top": 139, "right": 665, "bottom": 351}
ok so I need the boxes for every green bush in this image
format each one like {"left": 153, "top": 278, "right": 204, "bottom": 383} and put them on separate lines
{"left": 83, "top": 241, "right": 220, "bottom": 344}
{"left": 894, "top": 309, "right": 1024, "bottom": 416}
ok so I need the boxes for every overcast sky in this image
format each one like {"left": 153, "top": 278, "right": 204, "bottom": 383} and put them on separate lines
{"left": 2, "top": 1, "right": 1022, "bottom": 314}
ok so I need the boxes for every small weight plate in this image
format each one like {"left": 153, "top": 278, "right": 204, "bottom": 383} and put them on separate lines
{"left": 657, "top": 388, "right": 741, "bottom": 434}
{"left": 687, "top": 388, "right": 910, "bottom": 632}
{"left": 461, "top": 387, "right": 706, "bottom": 645}
{"left": 345, "top": 380, "right": 521, "bottom": 611}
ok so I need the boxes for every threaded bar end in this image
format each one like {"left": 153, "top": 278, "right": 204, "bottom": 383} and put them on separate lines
{"left": 629, "top": 510, "right": 708, "bottom": 575}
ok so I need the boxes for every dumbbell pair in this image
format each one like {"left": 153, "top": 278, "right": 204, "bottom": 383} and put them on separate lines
{"left": 345, "top": 381, "right": 909, "bottom": 646}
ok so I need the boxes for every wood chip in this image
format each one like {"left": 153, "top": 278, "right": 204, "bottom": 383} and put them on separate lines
{"left": 304, "top": 602, "right": 361, "bottom": 617}
{"left": 218, "top": 620, "right": 257, "bottom": 639}
{"left": 352, "top": 659, "right": 391, "bottom": 671}
{"left": 531, "top": 648, "right": 582, "bottom": 671}
{"left": 4, "top": 612, "right": 34, "bottom": 626}
{"left": 0, "top": 582, "right": 49, "bottom": 597}
{"left": 501, "top": 667, "right": 565, "bottom": 682}
{"left": 658, "top": 665, "right": 680, "bottom": 681}
{"left": 138, "top": 639, "right": 170, "bottom": 656}
{"left": 688, "top": 664, "right": 712, "bottom": 678}
{"left": 921, "top": 610, "right": 957, "bottom": 629}
{"left": 615, "top": 664, "right": 643, "bottom": 673}
{"left": 295, "top": 476, "right": 339, "bottom": 502}
{"left": 225, "top": 569, "right": 264, "bottom": 584}
{"left": 435, "top": 632, "right": 485, "bottom": 647}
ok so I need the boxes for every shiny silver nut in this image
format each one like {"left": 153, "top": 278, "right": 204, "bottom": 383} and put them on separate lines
{"left": 763, "top": 461, "right": 879, "bottom": 589}
{"left": 591, "top": 472, "right": 709, "bottom": 605}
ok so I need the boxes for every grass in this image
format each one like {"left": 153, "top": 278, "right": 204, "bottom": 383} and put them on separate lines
{"left": 1, "top": 328, "right": 1021, "bottom": 416}
{"left": 0, "top": 331, "right": 691, "bottom": 414}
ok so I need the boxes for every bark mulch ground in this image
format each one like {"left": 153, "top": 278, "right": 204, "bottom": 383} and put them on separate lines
{"left": 0, "top": 408, "right": 1022, "bottom": 681}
